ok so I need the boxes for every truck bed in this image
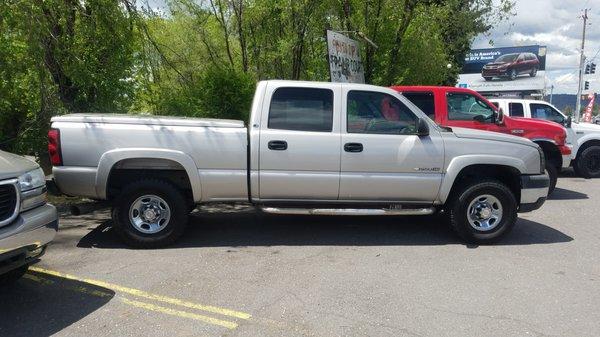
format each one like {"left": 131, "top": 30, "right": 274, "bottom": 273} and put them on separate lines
{"left": 51, "top": 114, "right": 245, "bottom": 128}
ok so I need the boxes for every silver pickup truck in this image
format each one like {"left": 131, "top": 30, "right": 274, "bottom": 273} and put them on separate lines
{"left": 0, "top": 151, "right": 58, "bottom": 284}
{"left": 50, "top": 81, "right": 549, "bottom": 247}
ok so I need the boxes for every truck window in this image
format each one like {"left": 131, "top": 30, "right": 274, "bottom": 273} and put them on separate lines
{"left": 509, "top": 102, "right": 524, "bottom": 117}
{"left": 347, "top": 90, "right": 418, "bottom": 135}
{"left": 447, "top": 92, "right": 494, "bottom": 122}
{"left": 529, "top": 103, "right": 565, "bottom": 124}
{"left": 402, "top": 92, "right": 435, "bottom": 119}
{"left": 268, "top": 87, "right": 333, "bottom": 132}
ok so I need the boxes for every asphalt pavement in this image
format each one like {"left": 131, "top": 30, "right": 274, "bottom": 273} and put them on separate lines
{"left": 1, "top": 170, "right": 598, "bottom": 337}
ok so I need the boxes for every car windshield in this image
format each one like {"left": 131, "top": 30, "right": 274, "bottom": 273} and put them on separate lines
{"left": 495, "top": 54, "right": 518, "bottom": 63}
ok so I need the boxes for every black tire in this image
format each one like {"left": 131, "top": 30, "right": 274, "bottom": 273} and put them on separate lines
{"left": 509, "top": 69, "right": 517, "bottom": 80}
{"left": 529, "top": 67, "right": 538, "bottom": 77}
{"left": 112, "top": 179, "right": 189, "bottom": 248}
{"left": 0, "top": 265, "right": 28, "bottom": 286}
{"left": 545, "top": 163, "right": 558, "bottom": 195}
{"left": 448, "top": 180, "right": 517, "bottom": 244}
{"left": 483, "top": 77, "right": 492, "bottom": 81}
{"left": 575, "top": 145, "right": 600, "bottom": 178}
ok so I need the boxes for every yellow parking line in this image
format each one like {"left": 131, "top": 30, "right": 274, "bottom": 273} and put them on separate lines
{"left": 29, "top": 267, "right": 251, "bottom": 320}
{"left": 121, "top": 298, "right": 238, "bottom": 329}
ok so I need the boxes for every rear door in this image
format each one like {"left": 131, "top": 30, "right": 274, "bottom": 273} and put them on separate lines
{"left": 339, "top": 87, "right": 444, "bottom": 202}
{"left": 258, "top": 83, "right": 342, "bottom": 200}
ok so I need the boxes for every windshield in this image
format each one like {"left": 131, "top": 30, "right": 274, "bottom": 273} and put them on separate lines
{"left": 495, "top": 54, "right": 518, "bottom": 63}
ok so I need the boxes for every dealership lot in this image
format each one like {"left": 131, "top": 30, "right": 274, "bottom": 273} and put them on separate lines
{"left": 1, "top": 170, "right": 599, "bottom": 337}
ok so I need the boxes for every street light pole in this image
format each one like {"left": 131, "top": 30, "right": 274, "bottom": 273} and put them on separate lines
{"left": 550, "top": 84, "right": 554, "bottom": 104}
{"left": 575, "top": 8, "right": 589, "bottom": 123}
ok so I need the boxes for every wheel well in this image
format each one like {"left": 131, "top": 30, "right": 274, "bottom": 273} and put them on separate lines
{"left": 534, "top": 141, "right": 561, "bottom": 168}
{"left": 576, "top": 139, "right": 600, "bottom": 159}
{"left": 106, "top": 158, "right": 193, "bottom": 202}
{"left": 448, "top": 164, "right": 521, "bottom": 203}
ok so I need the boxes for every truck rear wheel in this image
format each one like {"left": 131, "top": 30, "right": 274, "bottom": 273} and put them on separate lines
{"left": 448, "top": 180, "right": 517, "bottom": 244}
{"left": 575, "top": 145, "right": 600, "bottom": 178}
{"left": 112, "top": 179, "right": 189, "bottom": 248}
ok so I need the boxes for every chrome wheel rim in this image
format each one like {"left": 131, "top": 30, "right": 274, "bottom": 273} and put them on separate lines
{"left": 467, "top": 194, "right": 503, "bottom": 232}
{"left": 129, "top": 195, "right": 171, "bottom": 234}
{"left": 510, "top": 70, "right": 516, "bottom": 80}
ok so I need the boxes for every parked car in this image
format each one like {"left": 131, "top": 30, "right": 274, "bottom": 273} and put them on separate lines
{"left": 392, "top": 86, "right": 570, "bottom": 194}
{"left": 0, "top": 151, "right": 58, "bottom": 284}
{"left": 490, "top": 98, "right": 600, "bottom": 178}
{"left": 481, "top": 52, "right": 540, "bottom": 81}
{"left": 49, "top": 81, "right": 548, "bottom": 247}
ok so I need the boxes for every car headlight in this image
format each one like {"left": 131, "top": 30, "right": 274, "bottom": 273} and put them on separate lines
{"left": 537, "top": 145, "right": 546, "bottom": 174}
{"left": 18, "top": 167, "right": 47, "bottom": 212}
{"left": 18, "top": 167, "right": 45, "bottom": 192}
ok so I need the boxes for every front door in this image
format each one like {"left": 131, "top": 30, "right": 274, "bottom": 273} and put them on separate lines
{"left": 258, "top": 84, "right": 341, "bottom": 200}
{"left": 339, "top": 88, "right": 444, "bottom": 202}
{"left": 444, "top": 91, "right": 502, "bottom": 133}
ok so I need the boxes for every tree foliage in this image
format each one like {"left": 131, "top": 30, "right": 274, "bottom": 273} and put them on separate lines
{"left": 0, "top": 0, "right": 514, "bottom": 160}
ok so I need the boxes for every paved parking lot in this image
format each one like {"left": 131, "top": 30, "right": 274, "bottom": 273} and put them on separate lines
{"left": 1, "top": 170, "right": 599, "bottom": 337}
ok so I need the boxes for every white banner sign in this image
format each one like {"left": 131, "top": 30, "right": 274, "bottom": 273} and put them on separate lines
{"left": 327, "top": 30, "right": 364, "bottom": 83}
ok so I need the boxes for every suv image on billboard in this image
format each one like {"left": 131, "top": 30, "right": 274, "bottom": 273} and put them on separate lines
{"left": 482, "top": 53, "right": 540, "bottom": 81}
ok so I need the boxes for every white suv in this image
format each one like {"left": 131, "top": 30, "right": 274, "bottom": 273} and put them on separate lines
{"left": 490, "top": 98, "right": 600, "bottom": 178}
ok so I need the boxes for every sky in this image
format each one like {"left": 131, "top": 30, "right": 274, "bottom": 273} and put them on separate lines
{"left": 472, "top": 0, "right": 600, "bottom": 94}
{"left": 143, "top": 0, "right": 600, "bottom": 94}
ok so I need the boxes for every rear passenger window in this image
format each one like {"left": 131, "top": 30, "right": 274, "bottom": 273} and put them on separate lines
{"left": 268, "top": 87, "right": 333, "bottom": 132}
{"left": 509, "top": 103, "right": 524, "bottom": 117}
{"left": 402, "top": 92, "right": 435, "bottom": 119}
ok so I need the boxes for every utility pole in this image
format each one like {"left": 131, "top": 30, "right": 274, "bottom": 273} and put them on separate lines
{"left": 550, "top": 84, "right": 554, "bottom": 104}
{"left": 575, "top": 8, "right": 589, "bottom": 123}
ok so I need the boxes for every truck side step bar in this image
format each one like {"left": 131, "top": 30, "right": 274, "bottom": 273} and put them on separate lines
{"left": 260, "top": 207, "right": 435, "bottom": 216}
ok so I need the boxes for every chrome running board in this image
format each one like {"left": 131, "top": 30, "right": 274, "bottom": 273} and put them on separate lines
{"left": 260, "top": 207, "right": 435, "bottom": 216}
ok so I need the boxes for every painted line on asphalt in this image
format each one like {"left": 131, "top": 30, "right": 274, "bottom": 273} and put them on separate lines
{"left": 120, "top": 298, "right": 238, "bottom": 329}
{"left": 23, "top": 272, "right": 237, "bottom": 329}
{"left": 29, "top": 267, "right": 252, "bottom": 320}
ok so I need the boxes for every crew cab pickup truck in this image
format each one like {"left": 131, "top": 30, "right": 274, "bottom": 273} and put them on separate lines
{"left": 392, "top": 86, "right": 570, "bottom": 194}
{"left": 0, "top": 151, "right": 58, "bottom": 284}
{"left": 50, "top": 81, "right": 549, "bottom": 247}
{"left": 490, "top": 98, "right": 600, "bottom": 179}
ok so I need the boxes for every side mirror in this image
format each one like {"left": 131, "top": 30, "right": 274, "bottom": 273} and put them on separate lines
{"left": 417, "top": 118, "right": 430, "bottom": 137}
{"left": 495, "top": 107, "right": 505, "bottom": 125}
{"left": 565, "top": 116, "right": 572, "bottom": 128}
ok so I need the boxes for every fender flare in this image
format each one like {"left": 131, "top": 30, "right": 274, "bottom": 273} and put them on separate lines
{"left": 96, "top": 148, "right": 203, "bottom": 202}
{"left": 531, "top": 138, "right": 562, "bottom": 166}
{"left": 438, "top": 155, "right": 526, "bottom": 204}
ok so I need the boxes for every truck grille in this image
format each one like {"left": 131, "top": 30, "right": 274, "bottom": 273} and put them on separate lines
{"left": 0, "top": 182, "right": 18, "bottom": 224}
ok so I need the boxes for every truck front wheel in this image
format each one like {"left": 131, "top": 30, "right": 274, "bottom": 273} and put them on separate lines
{"left": 448, "top": 180, "right": 517, "bottom": 244}
{"left": 112, "top": 179, "right": 189, "bottom": 248}
{"left": 574, "top": 145, "right": 600, "bottom": 178}
{"left": 545, "top": 163, "right": 558, "bottom": 195}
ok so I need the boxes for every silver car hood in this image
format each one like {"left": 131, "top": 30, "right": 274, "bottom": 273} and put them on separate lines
{"left": 451, "top": 127, "right": 535, "bottom": 147}
{"left": 0, "top": 151, "right": 39, "bottom": 180}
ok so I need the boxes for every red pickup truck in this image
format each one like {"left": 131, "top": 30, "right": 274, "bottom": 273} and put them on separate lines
{"left": 392, "top": 86, "right": 570, "bottom": 194}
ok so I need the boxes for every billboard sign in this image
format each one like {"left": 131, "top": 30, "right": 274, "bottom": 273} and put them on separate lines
{"left": 457, "top": 45, "right": 547, "bottom": 92}
{"left": 327, "top": 30, "right": 365, "bottom": 83}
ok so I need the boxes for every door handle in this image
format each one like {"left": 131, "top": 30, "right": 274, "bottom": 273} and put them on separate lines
{"left": 268, "top": 140, "right": 288, "bottom": 151}
{"left": 344, "top": 142, "right": 363, "bottom": 153}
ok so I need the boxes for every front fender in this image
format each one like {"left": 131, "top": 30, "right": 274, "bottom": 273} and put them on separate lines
{"left": 438, "top": 155, "right": 526, "bottom": 204}
{"left": 96, "top": 148, "right": 203, "bottom": 202}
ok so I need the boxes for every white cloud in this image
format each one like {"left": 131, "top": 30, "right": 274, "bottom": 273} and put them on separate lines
{"left": 473, "top": 0, "right": 600, "bottom": 94}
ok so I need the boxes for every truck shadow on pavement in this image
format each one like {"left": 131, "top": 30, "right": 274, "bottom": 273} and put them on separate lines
{"left": 0, "top": 270, "right": 114, "bottom": 337}
{"left": 547, "top": 187, "right": 588, "bottom": 200}
{"left": 77, "top": 209, "right": 573, "bottom": 249}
